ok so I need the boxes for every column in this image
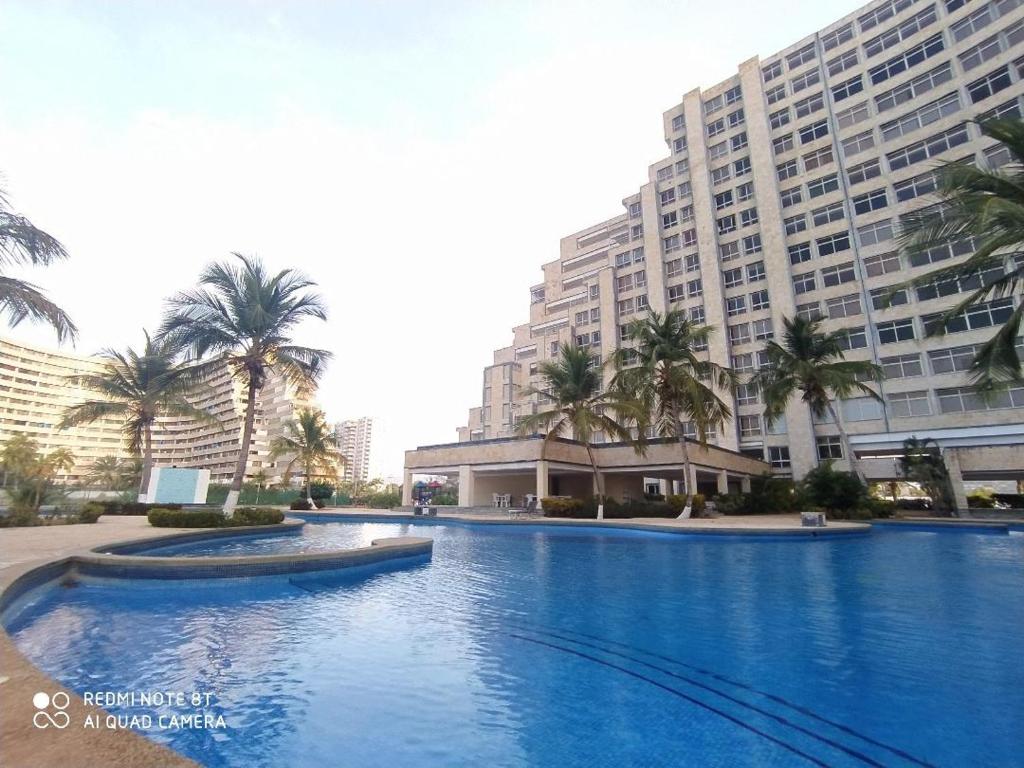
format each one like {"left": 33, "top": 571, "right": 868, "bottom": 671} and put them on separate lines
{"left": 740, "top": 476, "right": 752, "bottom": 494}
{"left": 402, "top": 468, "right": 413, "bottom": 506}
{"left": 536, "top": 460, "right": 549, "bottom": 501}
{"left": 458, "top": 465, "right": 475, "bottom": 508}
{"left": 944, "top": 450, "right": 969, "bottom": 514}
{"left": 716, "top": 470, "right": 729, "bottom": 496}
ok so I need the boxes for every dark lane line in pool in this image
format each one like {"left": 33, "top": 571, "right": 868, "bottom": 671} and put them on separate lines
{"left": 509, "top": 631, "right": 886, "bottom": 768}
{"left": 509, "top": 633, "right": 835, "bottom": 768}
{"left": 511, "top": 623, "right": 935, "bottom": 768}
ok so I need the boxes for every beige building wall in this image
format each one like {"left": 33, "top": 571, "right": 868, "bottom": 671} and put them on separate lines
{"left": 456, "top": 0, "right": 1024, "bottom": 485}
{"left": 0, "top": 336, "right": 316, "bottom": 485}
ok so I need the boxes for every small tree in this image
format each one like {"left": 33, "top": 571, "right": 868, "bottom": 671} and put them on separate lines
{"left": 0, "top": 435, "right": 75, "bottom": 516}
{"left": 899, "top": 437, "right": 956, "bottom": 512}
{"left": 269, "top": 409, "right": 343, "bottom": 506}
{"left": 802, "top": 462, "right": 866, "bottom": 518}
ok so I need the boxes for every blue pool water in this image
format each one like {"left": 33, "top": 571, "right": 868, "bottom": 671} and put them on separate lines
{"left": 6, "top": 520, "right": 1024, "bottom": 767}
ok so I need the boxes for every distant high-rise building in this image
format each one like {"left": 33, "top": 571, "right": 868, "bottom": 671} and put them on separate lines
{"left": 335, "top": 417, "right": 373, "bottom": 483}
{"left": 0, "top": 336, "right": 316, "bottom": 484}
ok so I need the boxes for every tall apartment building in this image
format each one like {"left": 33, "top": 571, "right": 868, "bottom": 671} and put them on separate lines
{"left": 0, "top": 336, "right": 316, "bottom": 485}
{"left": 335, "top": 417, "right": 373, "bottom": 483}
{"left": 457, "top": 0, "right": 1024, "bottom": 496}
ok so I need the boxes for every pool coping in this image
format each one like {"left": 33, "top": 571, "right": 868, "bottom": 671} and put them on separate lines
{"left": 0, "top": 520, "right": 433, "bottom": 768}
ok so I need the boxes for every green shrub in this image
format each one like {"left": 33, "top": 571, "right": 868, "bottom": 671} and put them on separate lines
{"left": 309, "top": 481, "right": 334, "bottom": 501}
{"left": 713, "top": 493, "right": 749, "bottom": 515}
{"left": 148, "top": 509, "right": 226, "bottom": 528}
{"left": 864, "top": 497, "right": 896, "bottom": 518}
{"left": 110, "top": 501, "right": 183, "bottom": 516}
{"left": 691, "top": 493, "right": 706, "bottom": 517}
{"left": 643, "top": 493, "right": 666, "bottom": 502}
{"left": 78, "top": 502, "right": 105, "bottom": 524}
{"left": 966, "top": 491, "right": 995, "bottom": 508}
{"left": 802, "top": 463, "right": 866, "bottom": 518}
{"left": 313, "top": 497, "right": 328, "bottom": 509}
{"left": 541, "top": 497, "right": 589, "bottom": 517}
{"left": 231, "top": 507, "right": 285, "bottom": 525}
{"left": 0, "top": 509, "right": 40, "bottom": 527}
{"left": 430, "top": 492, "right": 458, "bottom": 506}
{"left": 363, "top": 492, "right": 401, "bottom": 509}
{"left": 290, "top": 498, "right": 314, "bottom": 511}
{"left": 666, "top": 494, "right": 686, "bottom": 515}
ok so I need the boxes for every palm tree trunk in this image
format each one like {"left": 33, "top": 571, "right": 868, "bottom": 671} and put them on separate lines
{"left": 225, "top": 377, "right": 259, "bottom": 516}
{"left": 306, "top": 460, "right": 314, "bottom": 505}
{"left": 138, "top": 423, "right": 154, "bottom": 503}
{"left": 584, "top": 442, "right": 604, "bottom": 520}
{"left": 675, "top": 420, "right": 694, "bottom": 520}
{"left": 825, "top": 401, "right": 867, "bottom": 485}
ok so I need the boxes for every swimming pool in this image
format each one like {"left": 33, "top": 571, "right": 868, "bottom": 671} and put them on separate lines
{"left": 6, "top": 520, "right": 1023, "bottom": 767}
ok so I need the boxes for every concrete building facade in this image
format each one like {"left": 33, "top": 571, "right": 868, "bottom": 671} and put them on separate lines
{"left": 0, "top": 336, "right": 315, "bottom": 485}
{"left": 455, "top": 0, "right": 1024, "bottom": 501}
{"left": 335, "top": 416, "right": 373, "bottom": 483}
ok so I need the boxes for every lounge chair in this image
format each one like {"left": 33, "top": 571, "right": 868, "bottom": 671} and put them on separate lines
{"left": 508, "top": 498, "right": 541, "bottom": 519}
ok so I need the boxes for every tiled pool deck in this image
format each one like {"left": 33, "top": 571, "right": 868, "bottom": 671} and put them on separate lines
{"left": 0, "top": 510, "right": 869, "bottom": 767}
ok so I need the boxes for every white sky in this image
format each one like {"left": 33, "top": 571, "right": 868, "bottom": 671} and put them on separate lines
{"left": 0, "top": 0, "right": 856, "bottom": 478}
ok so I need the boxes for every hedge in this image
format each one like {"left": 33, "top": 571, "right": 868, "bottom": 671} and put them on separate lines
{"left": 148, "top": 506, "right": 285, "bottom": 528}
{"left": 540, "top": 497, "right": 681, "bottom": 519}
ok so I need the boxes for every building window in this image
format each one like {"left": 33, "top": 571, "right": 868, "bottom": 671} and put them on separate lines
{"left": 740, "top": 208, "right": 759, "bottom": 227}
{"left": 667, "top": 283, "right": 686, "bottom": 303}
{"left": 770, "top": 108, "right": 791, "bottom": 130}
{"left": 736, "top": 383, "right": 759, "bottom": 406}
{"left": 877, "top": 318, "right": 916, "bottom": 344}
{"left": 922, "top": 298, "right": 1014, "bottom": 335}
{"left": 769, "top": 446, "right": 792, "bottom": 469}
{"left": 739, "top": 415, "right": 762, "bottom": 438}
{"left": 742, "top": 234, "right": 762, "bottom": 255}
{"left": 864, "top": 6, "right": 938, "bottom": 59}
{"left": 734, "top": 157, "right": 752, "bottom": 177}
{"left": 711, "top": 166, "right": 732, "bottom": 184}
{"left": 928, "top": 343, "right": 982, "bottom": 375}
{"left": 773, "top": 134, "right": 794, "bottom": 155}
{"left": 828, "top": 48, "right": 858, "bottom": 76}
{"left": 753, "top": 318, "right": 774, "bottom": 341}
{"left": 807, "top": 173, "right": 839, "bottom": 198}
{"left": 721, "top": 241, "right": 740, "bottom": 262}
{"left": 937, "top": 385, "right": 1024, "bottom": 413}
{"left": 894, "top": 170, "right": 938, "bottom": 202}
{"left": 795, "top": 92, "right": 825, "bottom": 119}
{"left": 715, "top": 190, "right": 734, "bottom": 210}
{"left": 886, "top": 124, "right": 970, "bottom": 171}
{"left": 871, "top": 286, "right": 908, "bottom": 309}
{"left": 689, "top": 304, "right": 706, "bottom": 324}
{"left": 841, "top": 396, "right": 884, "bottom": 422}
{"left": 888, "top": 390, "right": 932, "bottom": 417}
{"left": 732, "top": 132, "right": 749, "bottom": 152}
{"left": 799, "top": 120, "right": 829, "bottom": 145}
{"left": 789, "top": 242, "right": 812, "bottom": 265}
{"left": 687, "top": 278, "right": 703, "bottom": 298}
{"left": 763, "top": 60, "right": 783, "bottom": 82}
{"left": 819, "top": 241, "right": 853, "bottom": 265}
{"left": 747, "top": 262, "right": 766, "bottom": 282}
{"left": 707, "top": 118, "right": 726, "bottom": 137}
{"left": 663, "top": 234, "right": 681, "bottom": 253}
{"left": 825, "top": 293, "right": 861, "bottom": 319}
{"left": 880, "top": 92, "right": 961, "bottom": 142}
{"left": 842, "top": 130, "right": 876, "bottom": 158}
{"left": 881, "top": 353, "right": 923, "bottom": 379}
{"left": 671, "top": 114, "right": 685, "bottom": 131}
{"left": 750, "top": 289, "right": 770, "bottom": 311}
{"left": 725, "top": 85, "right": 743, "bottom": 105}
{"left": 662, "top": 211, "right": 679, "bottom": 229}
{"left": 859, "top": 0, "right": 915, "bottom": 32}
{"left": 796, "top": 301, "right": 823, "bottom": 320}
{"left": 766, "top": 84, "right": 787, "bottom": 104}
{"left": 785, "top": 213, "right": 807, "bottom": 235}
{"left": 793, "top": 271, "right": 816, "bottom": 294}
{"left": 853, "top": 188, "right": 888, "bottom": 215}
{"left": 875, "top": 62, "right": 953, "bottom": 114}
{"left": 792, "top": 69, "right": 821, "bottom": 94}
{"left": 837, "top": 326, "right": 868, "bottom": 350}
{"left": 726, "top": 296, "right": 747, "bottom": 317}
{"left": 831, "top": 75, "right": 864, "bottom": 102}
{"left": 732, "top": 353, "right": 754, "bottom": 372}
{"left": 847, "top": 158, "right": 881, "bottom": 186}
{"left": 723, "top": 268, "right": 744, "bottom": 288}
{"left": 685, "top": 252, "right": 701, "bottom": 272}
{"left": 836, "top": 101, "right": 870, "bottom": 129}
{"left": 778, "top": 159, "right": 799, "bottom": 181}
{"left": 709, "top": 141, "right": 729, "bottom": 160}
{"left": 869, "top": 35, "right": 945, "bottom": 85}
{"left": 804, "top": 146, "right": 834, "bottom": 172}
{"left": 858, "top": 219, "right": 894, "bottom": 247}
{"left": 736, "top": 182, "right": 754, "bottom": 202}
{"left": 863, "top": 251, "right": 902, "bottom": 277}
{"left": 717, "top": 215, "right": 736, "bottom": 235}
{"left": 967, "top": 65, "right": 1012, "bottom": 103}
{"left": 817, "top": 436, "right": 843, "bottom": 460}
{"left": 787, "top": 42, "right": 816, "bottom": 69}
{"left": 728, "top": 108, "right": 745, "bottom": 128}
{"left": 780, "top": 186, "right": 803, "bottom": 207}
{"left": 656, "top": 166, "right": 675, "bottom": 182}
{"left": 728, "top": 323, "right": 751, "bottom": 344}
{"left": 660, "top": 188, "right": 677, "bottom": 206}
{"left": 665, "top": 258, "right": 683, "bottom": 277}
{"left": 812, "top": 202, "right": 844, "bottom": 227}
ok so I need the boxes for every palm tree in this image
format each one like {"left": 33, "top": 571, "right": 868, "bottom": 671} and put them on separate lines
{"left": 899, "top": 436, "right": 955, "bottom": 512}
{"left": 750, "top": 315, "right": 883, "bottom": 484}
{"left": 269, "top": 409, "right": 343, "bottom": 505}
{"left": 159, "top": 253, "right": 331, "bottom": 515}
{"left": 612, "top": 310, "right": 735, "bottom": 519}
{"left": 58, "top": 331, "right": 211, "bottom": 501}
{"left": 898, "top": 118, "right": 1024, "bottom": 390}
{"left": 0, "top": 184, "right": 77, "bottom": 342}
{"left": 516, "top": 342, "right": 640, "bottom": 520}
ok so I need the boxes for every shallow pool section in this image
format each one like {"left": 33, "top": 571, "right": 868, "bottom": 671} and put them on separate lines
{"left": 6, "top": 521, "right": 1024, "bottom": 767}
